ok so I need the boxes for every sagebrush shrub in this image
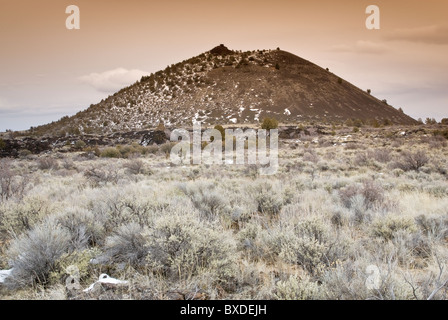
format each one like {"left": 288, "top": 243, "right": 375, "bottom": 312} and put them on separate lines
{"left": 6, "top": 221, "right": 71, "bottom": 287}
{"left": 178, "top": 181, "right": 228, "bottom": 219}
{"left": 0, "top": 196, "right": 53, "bottom": 237}
{"left": 322, "top": 259, "right": 415, "bottom": 300}
{"left": 349, "top": 194, "right": 371, "bottom": 225}
{"left": 362, "top": 180, "right": 385, "bottom": 208}
{"left": 83, "top": 165, "right": 119, "bottom": 186}
{"left": 371, "top": 216, "right": 417, "bottom": 241}
{"left": 100, "top": 222, "right": 147, "bottom": 267}
{"left": 391, "top": 230, "right": 432, "bottom": 265}
{"left": 160, "top": 142, "right": 175, "bottom": 155}
{"left": 145, "top": 214, "right": 236, "bottom": 281}
{"left": 339, "top": 180, "right": 384, "bottom": 211}
{"left": 354, "top": 152, "right": 369, "bottom": 167}
{"left": 237, "top": 221, "right": 265, "bottom": 260}
{"left": 253, "top": 182, "right": 283, "bottom": 216}
{"left": 274, "top": 274, "right": 322, "bottom": 300}
{"left": 0, "top": 159, "right": 14, "bottom": 202}
{"left": 303, "top": 150, "right": 319, "bottom": 163}
{"left": 279, "top": 219, "right": 347, "bottom": 275}
{"left": 339, "top": 184, "right": 359, "bottom": 208}
{"left": 52, "top": 208, "right": 106, "bottom": 248}
{"left": 62, "top": 158, "right": 76, "bottom": 170}
{"left": 414, "top": 214, "right": 448, "bottom": 241}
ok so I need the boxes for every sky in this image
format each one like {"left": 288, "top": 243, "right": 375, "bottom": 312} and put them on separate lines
{"left": 0, "top": 0, "right": 447, "bottom": 131}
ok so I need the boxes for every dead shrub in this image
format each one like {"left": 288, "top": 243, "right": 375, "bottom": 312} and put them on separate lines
{"left": 123, "top": 159, "right": 146, "bottom": 175}
{"left": 393, "top": 150, "right": 429, "bottom": 171}
{"left": 339, "top": 180, "right": 384, "bottom": 211}
{"left": 36, "top": 157, "right": 59, "bottom": 170}
{"left": 368, "top": 148, "right": 392, "bottom": 163}
{"left": 1, "top": 159, "right": 29, "bottom": 202}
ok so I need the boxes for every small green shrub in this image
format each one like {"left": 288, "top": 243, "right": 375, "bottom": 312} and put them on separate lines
{"left": 100, "top": 147, "right": 122, "bottom": 158}
{"left": 74, "top": 140, "right": 86, "bottom": 150}
{"left": 261, "top": 117, "right": 279, "bottom": 130}
{"left": 371, "top": 216, "right": 417, "bottom": 241}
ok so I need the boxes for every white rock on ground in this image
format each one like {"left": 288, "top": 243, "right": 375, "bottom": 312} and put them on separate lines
{"left": 0, "top": 269, "right": 13, "bottom": 283}
{"left": 83, "top": 274, "right": 128, "bottom": 293}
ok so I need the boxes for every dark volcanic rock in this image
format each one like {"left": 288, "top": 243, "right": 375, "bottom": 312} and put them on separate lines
{"left": 141, "top": 130, "right": 168, "bottom": 146}
{"left": 210, "top": 44, "right": 233, "bottom": 56}
{"left": 0, "top": 138, "right": 51, "bottom": 157}
{"left": 278, "top": 127, "right": 302, "bottom": 139}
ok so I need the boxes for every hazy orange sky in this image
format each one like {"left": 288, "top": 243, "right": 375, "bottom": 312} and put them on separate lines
{"left": 1, "top": 0, "right": 447, "bottom": 130}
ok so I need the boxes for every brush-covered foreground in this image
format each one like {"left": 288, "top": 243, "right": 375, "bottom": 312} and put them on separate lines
{"left": 0, "top": 125, "right": 447, "bottom": 300}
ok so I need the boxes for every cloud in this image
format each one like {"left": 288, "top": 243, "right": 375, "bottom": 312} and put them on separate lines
{"left": 331, "top": 41, "right": 389, "bottom": 54}
{"left": 79, "top": 68, "right": 149, "bottom": 93}
{"left": 384, "top": 24, "right": 448, "bottom": 45}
